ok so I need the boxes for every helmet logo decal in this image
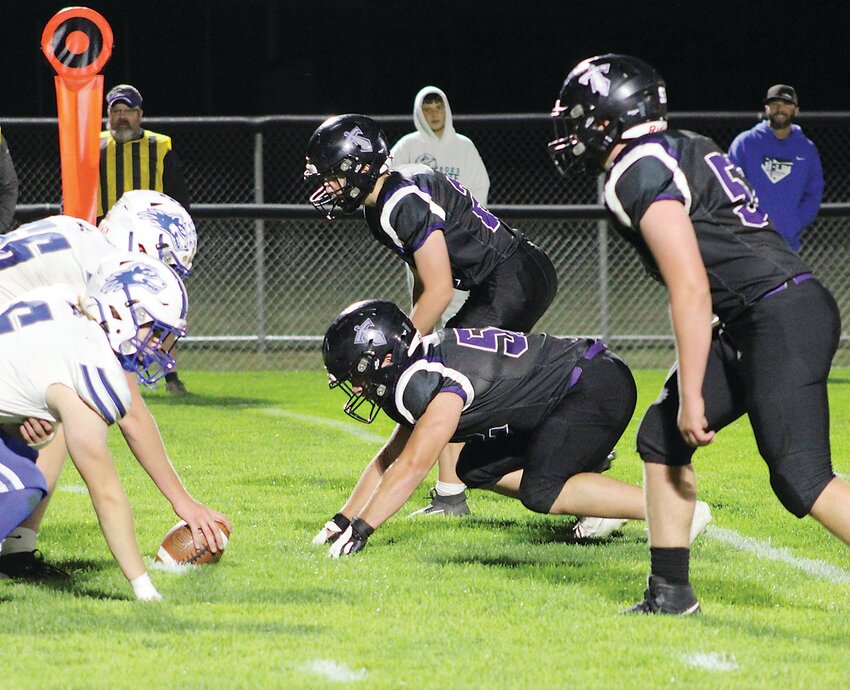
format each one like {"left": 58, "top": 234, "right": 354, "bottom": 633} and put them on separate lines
{"left": 353, "top": 318, "right": 387, "bottom": 346}
{"left": 139, "top": 209, "right": 191, "bottom": 249}
{"left": 343, "top": 127, "right": 373, "bottom": 153}
{"left": 578, "top": 62, "right": 611, "bottom": 96}
{"left": 101, "top": 263, "right": 168, "bottom": 294}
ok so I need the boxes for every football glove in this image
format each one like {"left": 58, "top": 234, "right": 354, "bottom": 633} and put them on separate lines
{"left": 328, "top": 518, "right": 374, "bottom": 558}
{"left": 312, "top": 513, "right": 350, "bottom": 545}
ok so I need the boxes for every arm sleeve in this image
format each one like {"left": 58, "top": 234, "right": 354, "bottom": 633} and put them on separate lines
{"left": 0, "top": 136, "right": 20, "bottom": 232}
{"left": 162, "top": 149, "right": 191, "bottom": 213}
{"left": 798, "top": 144, "right": 824, "bottom": 228}
{"left": 389, "top": 136, "right": 414, "bottom": 168}
{"left": 462, "top": 141, "right": 490, "bottom": 206}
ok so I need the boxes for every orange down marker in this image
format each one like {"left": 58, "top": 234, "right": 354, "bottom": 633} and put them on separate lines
{"left": 41, "top": 7, "right": 114, "bottom": 224}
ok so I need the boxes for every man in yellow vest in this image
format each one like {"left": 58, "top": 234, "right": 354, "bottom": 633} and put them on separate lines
{"left": 0, "top": 127, "right": 19, "bottom": 233}
{"left": 99, "top": 84, "right": 192, "bottom": 394}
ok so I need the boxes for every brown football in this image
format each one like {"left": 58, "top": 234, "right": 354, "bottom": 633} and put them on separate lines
{"left": 154, "top": 520, "right": 230, "bottom": 566}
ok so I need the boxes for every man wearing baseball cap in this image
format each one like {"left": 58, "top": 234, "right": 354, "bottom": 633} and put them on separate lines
{"left": 98, "top": 84, "right": 193, "bottom": 395}
{"left": 728, "top": 84, "right": 824, "bottom": 252}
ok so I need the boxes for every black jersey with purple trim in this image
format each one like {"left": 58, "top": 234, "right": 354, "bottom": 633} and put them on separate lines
{"left": 382, "top": 327, "right": 597, "bottom": 442}
{"left": 603, "top": 129, "right": 811, "bottom": 322}
{"left": 363, "top": 165, "right": 520, "bottom": 290}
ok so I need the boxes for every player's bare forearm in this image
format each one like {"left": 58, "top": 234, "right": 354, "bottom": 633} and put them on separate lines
{"left": 411, "top": 232, "right": 454, "bottom": 335}
{"left": 359, "top": 394, "right": 462, "bottom": 529}
{"left": 47, "top": 384, "right": 147, "bottom": 582}
{"left": 340, "top": 425, "right": 410, "bottom": 517}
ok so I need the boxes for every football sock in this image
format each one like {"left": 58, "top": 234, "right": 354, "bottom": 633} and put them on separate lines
{"left": 0, "top": 491, "right": 43, "bottom": 544}
{"left": 650, "top": 547, "right": 690, "bottom": 585}
{"left": 165, "top": 372, "right": 180, "bottom": 383}
{"left": 1, "top": 526, "right": 38, "bottom": 555}
{"left": 435, "top": 481, "right": 466, "bottom": 497}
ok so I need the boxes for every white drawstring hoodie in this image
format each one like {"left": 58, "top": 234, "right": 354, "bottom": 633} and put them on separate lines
{"left": 389, "top": 85, "right": 490, "bottom": 205}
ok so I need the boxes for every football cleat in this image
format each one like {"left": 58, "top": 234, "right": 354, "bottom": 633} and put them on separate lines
{"left": 407, "top": 488, "right": 471, "bottom": 517}
{"left": 0, "top": 550, "right": 71, "bottom": 581}
{"left": 570, "top": 516, "right": 627, "bottom": 540}
{"left": 689, "top": 500, "right": 713, "bottom": 543}
{"left": 623, "top": 574, "right": 700, "bottom": 615}
{"left": 165, "top": 377, "right": 188, "bottom": 396}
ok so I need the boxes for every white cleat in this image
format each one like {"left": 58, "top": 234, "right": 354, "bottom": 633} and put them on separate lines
{"left": 570, "top": 516, "right": 628, "bottom": 539}
{"left": 689, "top": 501, "right": 713, "bottom": 544}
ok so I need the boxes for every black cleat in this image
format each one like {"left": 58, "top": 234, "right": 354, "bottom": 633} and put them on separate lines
{"left": 624, "top": 575, "right": 700, "bottom": 615}
{"left": 407, "top": 488, "right": 471, "bottom": 517}
{"left": 0, "top": 550, "right": 71, "bottom": 581}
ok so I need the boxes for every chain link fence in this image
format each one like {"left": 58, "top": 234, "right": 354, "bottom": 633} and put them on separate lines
{"left": 6, "top": 113, "right": 850, "bottom": 370}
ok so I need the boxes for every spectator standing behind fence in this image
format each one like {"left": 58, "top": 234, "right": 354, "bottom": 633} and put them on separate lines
{"left": 0, "top": 127, "right": 19, "bottom": 232}
{"left": 99, "top": 84, "right": 191, "bottom": 395}
{"left": 728, "top": 85, "right": 824, "bottom": 252}
{"left": 389, "top": 87, "right": 492, "bottom": 515}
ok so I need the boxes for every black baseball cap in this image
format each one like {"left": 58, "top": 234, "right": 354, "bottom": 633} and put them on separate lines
{"left": 763, "top": 84, "right": 798, "bottom": 106}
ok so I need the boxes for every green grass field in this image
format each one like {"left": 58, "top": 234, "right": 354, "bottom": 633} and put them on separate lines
{"left": 2, "top": 370, "right": 850, "bottom": 689}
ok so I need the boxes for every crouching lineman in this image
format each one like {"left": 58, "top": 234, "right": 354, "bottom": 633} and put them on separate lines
{"left": 0, "top": 258, "right": 191, "bottom": 600}
{"left": 0, "top": 211, "right": 228, "bottom": 581}
{"left": 312, "top": 300, "right": 711, "bottom": 556}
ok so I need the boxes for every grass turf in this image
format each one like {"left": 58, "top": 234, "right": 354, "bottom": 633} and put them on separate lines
{"left": 1, "top": 370, "right": 849, "bottom": 689}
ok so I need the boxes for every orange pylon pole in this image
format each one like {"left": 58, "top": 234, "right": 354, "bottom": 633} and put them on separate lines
{"left": 41, "top": 7, "right": 113, "bottom": 224}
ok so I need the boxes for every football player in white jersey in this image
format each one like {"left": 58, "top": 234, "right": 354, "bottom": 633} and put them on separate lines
{"left": 0, "top": 215, "right": 227, "bottom": 581}
{"left": 0, "top": 258, "right": 190, "bottom": 600}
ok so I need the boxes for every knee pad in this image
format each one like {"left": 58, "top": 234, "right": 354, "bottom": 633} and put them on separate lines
{"left": 636, "top": 404, "right": 695, "bottom": 467}
{"left": 768, "top": 456, "right": 833, "bottom": 518}
{"left": 518, "top": 485, "right": 555, "bottom": 514}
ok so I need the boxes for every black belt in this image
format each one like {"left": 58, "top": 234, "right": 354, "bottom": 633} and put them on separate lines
{"left": 567, "top": 340, "right": 607, "bottom": 390}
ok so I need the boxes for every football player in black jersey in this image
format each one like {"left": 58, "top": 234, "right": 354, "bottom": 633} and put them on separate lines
{"left": 305, "top": 114, "right": 558, "bottom": 518}
{"left": 550, "top": 54, "right": 850, "bottom": 615}
{"left": 312, "top": 300, "right": 712, "bottom": 556}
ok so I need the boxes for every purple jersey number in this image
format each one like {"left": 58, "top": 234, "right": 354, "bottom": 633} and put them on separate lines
{"left": 446, "top": 177, "right": 500, "bottom": 232}
{"left": 454, "top": 327, "right": 528, "bottom": 358}
{"left": 704, "top": 152, "right": 769, "bottom": 228}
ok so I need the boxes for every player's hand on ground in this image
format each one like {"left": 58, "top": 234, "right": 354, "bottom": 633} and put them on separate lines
{"left": 312, "top": 513, "right": 350, "bottom": 545}
{"left": 328, "top": 518, "right": 373, "bottom": 558}
{"left": 18, "top": 417, "right": 56, "bottom": 448}
{"left": 173, "top": 497, "right": 231, "bottom": 552}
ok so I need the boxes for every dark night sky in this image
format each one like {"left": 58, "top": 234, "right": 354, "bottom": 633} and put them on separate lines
{"left": 4, "top": 1, "right": 846, "bottom": 118}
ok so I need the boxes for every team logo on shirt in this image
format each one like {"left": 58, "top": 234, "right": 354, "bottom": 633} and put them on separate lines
{"left": 761, "top": 156, "right": 793, "bottom": 183}
{"left": 139, "top": 209, "right": 192, "bottom": 249}
{"left": 101, "top": 262, "right": 168, "bottom": 294}
{"left": 415, "top": 153, "right": 437, "bottom": 169}
{"left": 353, "top": 318, "right": 386, "bottom": 346}
{"left": 343, "top": 127, "right": 373, "bottom": 153}
{"left": 578, "top": 62, "right": 611, "bottom": 96}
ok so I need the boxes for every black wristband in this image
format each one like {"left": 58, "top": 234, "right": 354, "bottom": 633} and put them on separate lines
{"left": 351, "top": 517, "right": 375, "bottom": 539}
{"left": 332, "top": 513, "right": 351, "bottom": 530}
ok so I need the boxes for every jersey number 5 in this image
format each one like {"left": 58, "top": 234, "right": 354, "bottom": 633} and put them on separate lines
{"left": 704, "top": 152, "right": 769, "bottom": 228}
{"left": 455, "top": 327, "right": 528, "bottom": 357}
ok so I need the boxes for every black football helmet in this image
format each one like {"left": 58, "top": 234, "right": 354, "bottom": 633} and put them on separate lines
{"left": 322, "top": 300, "right": 416, "bottom": 423}
{"left": 304, "top": 114, "right": 390, "bottom": 219}
{"left": 548, "top": 54, "right": 668, "bottom": 175}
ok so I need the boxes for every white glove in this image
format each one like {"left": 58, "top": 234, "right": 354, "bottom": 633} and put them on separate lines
{"left": 312, "top": 513, "right": 349, "bottom": 545}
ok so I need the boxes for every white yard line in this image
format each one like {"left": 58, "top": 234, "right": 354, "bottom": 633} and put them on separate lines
{"left": 260, "top": 408, "right": 386, "bottom": 444}
{"left": 301, "top": 660, "right": 367, "bottom": 683}
{"left": 681, "top": 652, "right": 739, "bottom": 672}
{"left": 708, "top": 525, "right": 850, "bottom": 583}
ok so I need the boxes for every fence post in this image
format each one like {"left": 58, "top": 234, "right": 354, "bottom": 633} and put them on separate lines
{"left": 596, "top": 175, "right": 610, "bottom": 342}
{"left": 254, "top": 129, "right": 267, "bottom": 352}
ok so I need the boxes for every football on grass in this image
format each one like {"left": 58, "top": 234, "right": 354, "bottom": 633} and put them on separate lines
{"left": 155, "top": 520, "right": 230, "bottom": 566}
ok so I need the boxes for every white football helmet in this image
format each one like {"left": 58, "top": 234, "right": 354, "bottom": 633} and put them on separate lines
{"left": 86, "top": 253, "right": 188, "bottom": 387}
{"left": 99, "top": 190, "right": 197, "bottom": 278}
